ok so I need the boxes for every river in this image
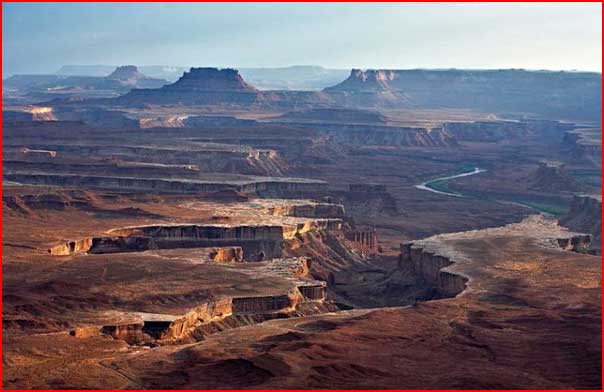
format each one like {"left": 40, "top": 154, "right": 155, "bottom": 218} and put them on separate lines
{"left": 415, "top": 167, "right": 486, "bottom": 197}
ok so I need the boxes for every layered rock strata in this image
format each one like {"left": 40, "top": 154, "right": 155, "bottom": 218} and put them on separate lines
{"left": 4, "top": 172, "right": 326, "bottom": 196}
{"left": 68, "top": 257, "right": 333, "bottom": 345}
{"left": 400, "top": 215, "right": 593, "bottom": 299}
{"left": 49, "top": 217, "right": 344, "bottom": 260}
{"left": 560, "top": 194, "right": 602, "bottom": 254}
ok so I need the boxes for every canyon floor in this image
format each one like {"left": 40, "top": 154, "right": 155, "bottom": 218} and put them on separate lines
{"left": 2, "top": 67, "right": 602, "bottom": 389}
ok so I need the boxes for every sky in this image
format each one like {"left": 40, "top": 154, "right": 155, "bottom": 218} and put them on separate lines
{"left": 2, "top": 2, "right": 602, "bottom": 76}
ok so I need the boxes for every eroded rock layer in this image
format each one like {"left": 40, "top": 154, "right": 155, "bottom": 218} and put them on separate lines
{"left": 560, "top": 194, "right": 602, "bottom": 254}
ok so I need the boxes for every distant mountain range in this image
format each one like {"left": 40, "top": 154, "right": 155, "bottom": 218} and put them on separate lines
{"left": 4, "top": 65, "right": 601, "bottom": 122}
{"left": 54, "top": 65, "right": 350, "bottom": 91}
{"left": 114, "top": 67, "right": 602, "bottom": 121}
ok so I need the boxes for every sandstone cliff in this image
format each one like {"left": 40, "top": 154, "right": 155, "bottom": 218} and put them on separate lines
{"left": 324, "top": 69, "right": 409, "bottom": 107}
{"left": 560, "top": 194, "right": 601, "bottom": 254}
{"left": 117, "top": 68, "right": 261, "bottom": 106}
{"left": 527, "top": 161, "right": 582, "bottom": 193}
{"left": 324, "top": 69, "right": 601, "bottom": 120}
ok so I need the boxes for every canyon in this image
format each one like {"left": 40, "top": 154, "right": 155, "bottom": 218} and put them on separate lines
{"left": 2, "top": 64, "right": 601, "bottom": 390}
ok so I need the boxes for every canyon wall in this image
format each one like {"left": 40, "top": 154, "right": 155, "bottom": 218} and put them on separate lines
{"left": 210, "top": 246, "right": 244, "bottom": 263}
{"left": 71, "top": 280, "right": 330, "bottom": 345}
{"left": 49, "top": 224, "right": 285, "bottom": 260}
{"left": 399, "top": 243, "right": 468, "bottom": 298}
{"left": 560, "top": 195, "right": 602, "bottom": 254}
{"left": 5, "top": 143, "right": 288, "bottom": 176}
{"left": 443, "top": 120, "right": 574, "bottom": 143}
{"left": 268, "top": 202, "right": 345, "bottom": 219}
{"left": 563, "top": 129, "right": 602, "bottom": 164}
{"left": 49, "top": 220, "right": 344, "bottom": 260}
{"left": 326, "top": 69, "right": 602, "bottom": 121}
{"left": 345, "top": 230, "right": 379, "bottom": 254}
{"left": 283, "top": 122, "right": 456, "bottom": 148}
{"left": 4, "top": 172, "right": 327, "bottom": 196}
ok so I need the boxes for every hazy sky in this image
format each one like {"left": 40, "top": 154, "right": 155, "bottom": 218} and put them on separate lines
{"left": 3, "top": 2, "right": 602, "bottom": 76}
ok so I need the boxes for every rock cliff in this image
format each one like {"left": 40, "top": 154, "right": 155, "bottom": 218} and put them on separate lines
{"left": 117, "top": 68, "right": 261, "bottom": 106}
{"left": 563, "top": 128, "right": 602, "bottom": 164}
{"left": 560, "top": 194, "right": 601, "bottom": 254}
{"left": 106, "top": 65, "right": 166, "bottom": 88}
{"left": 49, "top": 224, "right": 285, "bottom": 260}
{"left": 66, "top": 257, "right": 333, "bottom": 346}
{"left": 4, "top": 172, "right": 326, "bottom": 196}
{"left": 324, "top": 69, "right": 602, "bottom": 120}
{"left": 324, "top": 69, "right": 409, "bottom": 107}
{"left": 527, "top": 161, "right": 582, "bottom": 193}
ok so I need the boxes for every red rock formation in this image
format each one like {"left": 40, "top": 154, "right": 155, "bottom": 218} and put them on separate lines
{"left": 563, "top": 128, "right": 602, "bottom": 163}
{"left": 399, "top": 243, "right": 467, "bottom": 298}
{"left": 117, "top": 67, "right": 261, "bottom": 106}
{"left": 268, "top": 202, "right": 345, "bottom": 219}
{"left": 324, "top": 69, "right": 409, "bottom": 107}
{"left": 527, "top": 161, "right": 582, "bottom": 193}
{"left": 171, "top": 67, "right": 257, "bottom": 92}
{"left": 560, "top": 194, "right": 602, "bottom": 254}
{"left": 4, "top": 173, "right": 326, "bottom": 195}
{"left": 345, "top": 229, "right": 379, "bottom": 254}
{"left": 327, "top": 69, "right": 396, "bottom": 92}
{"left": 49, "top": 224, "right": 286, "bottom": 260}
{"left": 209, "top": 246, "right": 244, "bottom": 263}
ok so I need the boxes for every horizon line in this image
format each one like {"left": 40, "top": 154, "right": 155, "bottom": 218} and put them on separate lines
{"left": 4, "top": 64, "right": 603, "bottom": 78}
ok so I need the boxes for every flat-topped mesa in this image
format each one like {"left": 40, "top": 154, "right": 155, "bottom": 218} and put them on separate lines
{"left": 563, "top": 128, "right": 602, "bottom": 161}
{"left": 287, "top": 122, "right": 455, "bottom": 147}
{"left": 105, "top": 65, "right": 169, "bottom": 89}
{"left": 70, "top": 257, "right": 333, "bottom": 345}
{"left": 94, "top": 286, "right": 330, "bottom": 345}
{"left": 443, "top": 120, "right": 574, "bottom": 143}
{"left": 4, "top": 172, "right": 327, "bottom": 195}
{"left": 48, "top": 224, "right": 285, "bottom": 260}
{"left": 6, "top": 141, "right": 287, "bottom": 176}
{"left": 47, "top": 219, "right": 344, "bottom": 260}
{"left": 326, "top": 69, "right": 396, "bottom": 92}
{"left": 171, "top": 67, "right": 258, "bottom": 92}
{"left": 399, "top": 215, "right": 595, "bottom": 299}
{"left": 324, "top": 69, "right": 601, "bottom": 120}
{"left": 324, "top": 69, "right": 408, "bottom": 108}
{"left": 106, "top": 65, "right": 145, "bottom": 82}
{"left": 116, "top": 67, "right": 260, "bottom": 106}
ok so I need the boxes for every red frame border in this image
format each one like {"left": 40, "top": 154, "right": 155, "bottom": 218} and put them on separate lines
{"left": 0, "top": 1, "right": 602, "bottom": 391}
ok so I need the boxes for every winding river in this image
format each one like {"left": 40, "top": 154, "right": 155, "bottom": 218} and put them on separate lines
{"left": 415, "top": 167, "right": 486, "bottom": 197}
